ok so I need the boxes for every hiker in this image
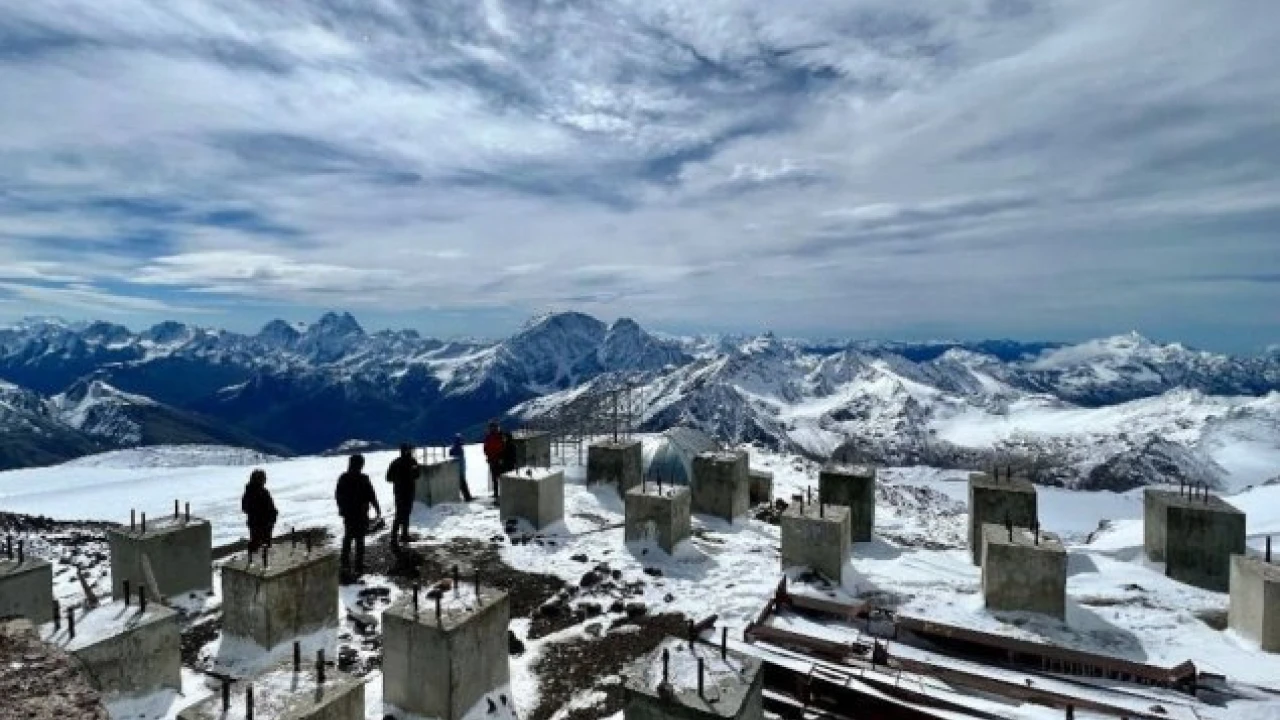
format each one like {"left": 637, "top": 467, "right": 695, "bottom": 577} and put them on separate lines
{"left": 335, "top": 454, "right": 381, "bottom": 577}
{"left": 501, "top": 429, "right": 518, "bottom": 473}
{"left": 450, "top": 434, "right": 473, "bottom": 502}
{"left": 241, "top": 468, "right": 278, "bottom": 555}
{"left": 386, "top": 443, "right": 420, "bottom": 549}
{"left": 483, "top": 421, "right": 505, "bottom": 496}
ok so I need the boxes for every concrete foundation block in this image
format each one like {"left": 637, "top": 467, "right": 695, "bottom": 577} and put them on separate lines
{"left": 624, "top": 637, "right": 763, "bottom": 720}
{"left": 1229, "top": 555, "right": 1280, "bottom": 652}
{"left": 42, "top": 600, "right": 181, "bottom": 696}
{"left": 220, "top": 545, "right": 341, "bottom": 651}
{"left": 417, "top": 459, "right": 463, "bottom": 507}
{"left": 589, "top": 441, "right": 643, "bottom": 494}
{"left": 382, "top": 586, "right": 511, "bottom": 720}
{"left": 1144, "top": 489, "right": 1245, "bottom": 591}
{"left": 968, "top": 473, "right": 1037, "bottom": 565}
{"left": 625, "top": 485, "right": 692, "bottom": 555}
{"left": 511, "top": 430, "right": 552, "bottom": 468}
{"left": 179, "top": 664, "right": 366, "bottom": 720}
{"left": 981, "top": 524, "right": 1066, "bottom": 619}
{"left": 499, "top": 468, "right": 564, "bottom": 530}
{"left": 691, "top": 451, "right": 750, "bottom": 522}
{"left": 780, "top": 503, "right": 851, "bottom": 583}
{"left": 107, "top": 515, "right": 212, "bottom": 600}
{"left": 0, "top": 557, "right": 54, "bottom": 623}
{"left": 748, "top": 470, "right": 773, "bottom": 505}
{"left": 818, "top": 465, "right": 876, "bottom": 542}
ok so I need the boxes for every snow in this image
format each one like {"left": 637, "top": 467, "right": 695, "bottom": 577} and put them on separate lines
{"left": 41, "top": 599, "right": 172, "bottom": 652}
{"left": 5, "top": 441, "right": 1280, "bottom": 717}
{"left": 642, "top": 637, "right": 752, "bottom": 693}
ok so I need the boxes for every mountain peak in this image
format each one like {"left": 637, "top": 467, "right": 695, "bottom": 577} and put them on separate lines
{"left": 311, "top": 312, "right": 365, "bottom": 337}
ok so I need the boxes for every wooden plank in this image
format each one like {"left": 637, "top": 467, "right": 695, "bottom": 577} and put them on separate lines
{"left": 785, "top": 593, "right": 868, "bottom": 620}
{"left": 750, "top": 625, "right": 853, "bottom": 660}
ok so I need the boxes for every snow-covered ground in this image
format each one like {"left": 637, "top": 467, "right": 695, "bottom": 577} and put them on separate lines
{"left": 2, "top": 441, "right": 1279, "bottom": 719}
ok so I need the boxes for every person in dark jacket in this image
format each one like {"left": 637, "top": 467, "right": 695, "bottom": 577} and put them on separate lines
{"left": 449, "top": 434, "right": 473, "bottom": 502}
{"left": 241, "top": 469, "right": 278, "bottom": 555}
{"left": 335, "top": 454, "right": 381, "bottom": 577}
{"left": 385, "top": 443, "right": 419, "bottom": 549}
{"left": 483, "top": 421, "right": 504, "bottom": 497}
{"left": 501, "top": 430, "right": 518, "bottom": 473}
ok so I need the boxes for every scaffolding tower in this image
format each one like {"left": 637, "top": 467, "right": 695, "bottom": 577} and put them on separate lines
{"left": 525, "top": 375, "right": 644, "bottom": 466}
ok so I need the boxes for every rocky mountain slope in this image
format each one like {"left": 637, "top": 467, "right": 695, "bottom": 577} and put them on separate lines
{"left": 2, "top": 312, "right": 1277, "bottom": 488}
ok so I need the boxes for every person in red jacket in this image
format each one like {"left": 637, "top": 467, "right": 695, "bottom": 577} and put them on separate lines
{"left": 483, "top": 421, "right": 505, "bottom": 498}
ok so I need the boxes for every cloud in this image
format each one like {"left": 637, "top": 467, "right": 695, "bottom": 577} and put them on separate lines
{"left": 0, "top": 281, "right": 202, "bottom": 314}
{"left": 0, "top": 0, "right": 1276, "bottom": 350}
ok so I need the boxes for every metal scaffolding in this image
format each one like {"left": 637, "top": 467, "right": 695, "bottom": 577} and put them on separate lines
{"left": 525, "top": 375, "right": 644, "bottom": 466}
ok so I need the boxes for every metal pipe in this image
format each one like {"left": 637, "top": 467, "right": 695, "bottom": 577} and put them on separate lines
{"left": 435, "top": 595, "right": 442, "bottom": 622}
{"left": 139, "top": 585, "right": 147, "bottom": 613}
{"left": 246, "top": 684, "right": 254, "bottom": 720}
{"left": 67, "top": 607, "right": 75, "bottom": 638}
{"left": 662, "top": 648, "right": 669, "bottom": 686}
{"left": 131, "top": 509, "right": 136, "bottom": 532}
{"left": 185, "top": 502, "right": 190, "bottom": 522}
{"left": 317, "top": 650, "right": 325, "bottom": 684}
{"left": 413, "top": 583, "right": 420, "bottom": 615}
{"left": 141, "top": 513, "right": 146, "bottom": 534}
{"left": 175, "top": 499, "right": 179, "bottom": 519}
{"left": 294, "top": 641, "right": 301, "bottom": 673}
{"left": 291, "top": 527, "right": 297, "bottom": 549}
{"left": 221, "top": 679, "right": 230, "bottom": 711}
{"left": 124, "top": 580, "right": 131, "bottom": 606}
{"left": 52, "top": 600, "right": 60, "bottom": 630}
{"left": 721, "top": 627, "right": 727, "bottom": 659}
{"left": 697, "top": 658, "right": 705, "bottom": 697}
{"left": 1267, "top": 536, "right": 1272, "bottom": 563}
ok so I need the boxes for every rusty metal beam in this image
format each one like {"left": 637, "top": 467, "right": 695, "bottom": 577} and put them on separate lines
{"left": 895, "top": 614, "right": 1197, "bottom": 689}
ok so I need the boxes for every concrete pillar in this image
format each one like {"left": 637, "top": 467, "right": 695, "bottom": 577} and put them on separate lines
{"left": 499, "top": 468, "right": 565, "bottom": 530}
{"left": 1228, "top": 554, "right": 1279, "bottom": 652}
{"left": 106, "top": 513, "right": 212, "bottom": 600}
{"left": 0, "top": 557, "right": 54, "bottom": 623}
{"left": 220, "top": 546, "right": 341, "bottom": 651}
{"left": 748, "top": 469, "right": 773, "bottom": 505}
{"left": 780, "top": 502, "right": 851, "bottom": 583}
{"left": 588, "top": 440, "right": 643, "bottom": 494}
{"left": 510, "top": 430, "right": 551, "bottom": 468}
{"left": 1143, "top": 489, "right": 1245, "bottom": 591}
{"left": 623, "top": 637, "right": 763, "bottom": 720}
{"left": 968, "top": 473, "right": 1037, "bottom": 565}
{"left": 691, "top": 451, "right": 750, "bottom": 522}
{"left": 981, "top": 524, "right": 1066, "bottom": 619}
{"left": 625, "top": 485, "right": 692, "bottom": 555}
{"left": 178, "top": 663, "right": 365, "bottom": 720}
{"left": 417, "top": 459, "right": 463, "bottom": 507}
{"left": 382, "top": 586, "right": 511, "bottom": 720}
{"left": 818, "top": 465, "right": 876, "bottom": 542}
{"left": 42, "top": 599, "right": 181, "bottom": 696}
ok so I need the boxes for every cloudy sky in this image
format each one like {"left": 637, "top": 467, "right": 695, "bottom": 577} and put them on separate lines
{"left": 0, "top": 0, "right": 1276, "bottom": 351}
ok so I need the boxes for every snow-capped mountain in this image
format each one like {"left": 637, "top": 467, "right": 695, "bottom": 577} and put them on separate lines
{"left": 2, "top": 312, "right": 1278, "bottom": 486}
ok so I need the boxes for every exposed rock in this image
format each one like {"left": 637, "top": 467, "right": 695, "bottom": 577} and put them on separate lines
{"left": 0, "top": 619, "right": 109, "bottom": 720}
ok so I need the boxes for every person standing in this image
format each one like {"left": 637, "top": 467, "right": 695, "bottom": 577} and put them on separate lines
{"left": 386, "top": 443, "right": 420, "bottom": 550}
{"left": 335, "top": 454, "right": 380, "bottom": 578}
{"left": 241, "top": 469, "right": 278, "bottom": 555}
{"left": 483, "top": 421, "right": 505, "bottom": 498}
{"left": 450, "top": 433, "right": 473, "bottom": 502}
{"left": 501, "top": 429, "right": 518, "bottom": 473}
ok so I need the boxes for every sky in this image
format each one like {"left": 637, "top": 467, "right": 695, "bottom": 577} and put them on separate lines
{"left": 0, "top": 0, "right": 1277, "bottom": 352}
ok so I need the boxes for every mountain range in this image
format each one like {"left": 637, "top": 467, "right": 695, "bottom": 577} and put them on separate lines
{"left": 1, "top": 312, "right": 1277, "bottom": 490}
